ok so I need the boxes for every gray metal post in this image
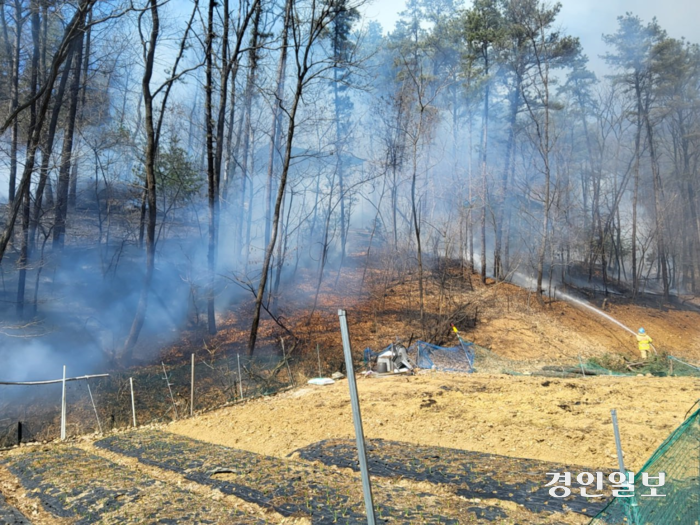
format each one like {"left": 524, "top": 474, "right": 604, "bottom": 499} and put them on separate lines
{"left": 611, "top": 409, "right": 626, "bottom": 474}
{"left": 162, "top": 362, "right": 178, "bottom": 420}
{"left": 611, "top": 409, "right": 639, "bottom": 524}
{"left": 338, "top": 309, "right": 376, "bottom": 525}
{"left": 130, "top": 377, "right": 137, "bottom": 427}
{"left": 86, "top": 383, "right": 102, "bottom": 434}
{"left": 191, "top": 354, "right": 195, "bottom": 416}
{"left": 237, "top": 354, "right": 243, "bottom": 400}
{"left": 610, "top": 408, "right": 627, "bottom": 474}
{"left": 60, "top": 365, "right": 66, "bottom": 440}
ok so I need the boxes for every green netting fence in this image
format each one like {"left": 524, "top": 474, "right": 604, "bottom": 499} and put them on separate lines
{"left": 667, "top": 356, "right": 700, "bottom": 378}
{"left": 533, "top": 355, "right": 700, "bottom": 379}
{"left": 590, "top": 406, "right": 700, "bottom": 524}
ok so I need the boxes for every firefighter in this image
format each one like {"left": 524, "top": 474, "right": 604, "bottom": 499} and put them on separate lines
{"left": 636, "top": 327, "right": 653, "bottom": 360}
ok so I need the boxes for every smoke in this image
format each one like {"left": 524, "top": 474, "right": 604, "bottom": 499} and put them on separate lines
{"left": 1, "top": 0, "right": 697, "bottom": 392}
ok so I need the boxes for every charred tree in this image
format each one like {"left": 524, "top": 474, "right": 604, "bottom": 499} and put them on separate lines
{"left": 264, "top": 0, "right": 292, "bottom": 252}
{"left": 248, "top": 0, "right": 345, "bottom": 356}
{"left": 122, "top": 0, "right": 198, "bottom": 359}
{"left": 121, "top": 0, "right": 159, "bottom": 360}
{"left": 0, "top": 0, "right": 96, "bottom": 265}
{"left": 30, "top": 45, "right": 76, "bottom": 249}
{"left": 16, "top": 0, "right": 40, "bottom": 317}
{"left": 52, "top": 26, "right": 85, "bottom": 249}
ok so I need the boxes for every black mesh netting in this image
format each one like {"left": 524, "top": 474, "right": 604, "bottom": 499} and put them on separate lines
{"left": 293, "top": 438, "right": 611, "bottom": 517}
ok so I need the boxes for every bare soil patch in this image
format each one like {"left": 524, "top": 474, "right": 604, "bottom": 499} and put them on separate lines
{"left": 170, "top": 371, "right": 699, "bottom": 471}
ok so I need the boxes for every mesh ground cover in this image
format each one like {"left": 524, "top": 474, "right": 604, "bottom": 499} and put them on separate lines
{"left": 0, "top": 493, "right": 31, "bottom": 524}
{"left": 96, "top": 430, "right": 594, "bottom": 524}
{"left": 1, "top": 446, "right": 262, "bottom": 524}
{"left": 590, "top": 407, "right": 700, "bottom": 524}
{"left": 96, "top": 429, "right": 468, "bottom": 524}
{"left": 412, "top": 339, "right": 474, "bottom": 373}
{"left": 94, "top": 429, "right": 579, "bottom": 524}
{"left": 293, "top": 438, "right": 611, "bottom": 517}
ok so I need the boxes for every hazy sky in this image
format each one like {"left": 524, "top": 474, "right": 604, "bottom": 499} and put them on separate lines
{"left": 361, "top": 0, "right": 700, "bottom": 74}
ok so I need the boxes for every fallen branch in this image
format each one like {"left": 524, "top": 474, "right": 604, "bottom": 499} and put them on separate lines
{"left": 223, "top": 275, "right": 295, "bottom": 337}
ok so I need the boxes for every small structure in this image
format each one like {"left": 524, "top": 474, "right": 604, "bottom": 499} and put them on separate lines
{"left": 364, "top": 343, "right": 414, "bottom": 374}
{"left": 363, "top": 336, "right": 477, "bottom": 375}
{"left": 376, "top": 344, "right": 413, "bottom": 374}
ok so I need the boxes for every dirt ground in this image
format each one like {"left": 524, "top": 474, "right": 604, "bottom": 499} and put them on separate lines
{"left": 170, "top": 370, "right": 700, "bottom": 472}
{"left": 429, "top": 278, "right": 700, "bottom": 362}
{"left": 166, "top": 264, "right": 700, "bottom": 474}
{"left": 5, "top": 262, "right": 700, "bottom": 523}
{"left": 294, "top": 266, "right": 700, "bottom": 368}
{"left": 160, "top": 258, "right": 700, "bottom": 372}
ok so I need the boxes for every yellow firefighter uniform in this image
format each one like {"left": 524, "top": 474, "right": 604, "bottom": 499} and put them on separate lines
{"left": 636, "top": 333, "right": 653, "bottom": 359}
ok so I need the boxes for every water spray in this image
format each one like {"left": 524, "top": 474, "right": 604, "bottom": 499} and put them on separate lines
{"left": 552, "top": 289, "right": 636, "bottom": 336}
{"left": 505, "top": 270, "right": 637, "bottom": 336}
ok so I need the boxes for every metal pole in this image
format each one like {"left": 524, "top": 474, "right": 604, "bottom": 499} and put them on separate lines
{"left": 86, "top": 383, "right": 102, "bottom": 434}
{"left": 317, "top": 343, "right": 322, "bottom": 378}
{"left": 280, "top": 338, "right": 294, "bottom": 386}
{"left": 338, "top": 309, "right": 376, "bottom": 525}
{"left": 237, "top": 354, "right": 243, "bottom": 400}
{"left": 0, "top": 373, "right": 109, "bottom": 386}
{"left": 578, "top": 355, "right": 586, "bottom": 377}
{"left": 60, "top": 365, "right": 66, "bottom": 440}
{"left": 611, "top": 409, "right": 626, "bottom": 474}
{"left": 190, "top": 354, "right": 195, "bottom": 416}
{"left": 162, "top": 362, "right": 178, "bottom": 420}
{"left": 130, "top": 377, "right": 137, "bottom": 427}
{"left": 611, "top": 409, "right": 639, "bottom": 524}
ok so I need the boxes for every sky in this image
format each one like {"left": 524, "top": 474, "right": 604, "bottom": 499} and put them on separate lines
{"left": 360, "top": 0, "right": 700, "bottom": 74}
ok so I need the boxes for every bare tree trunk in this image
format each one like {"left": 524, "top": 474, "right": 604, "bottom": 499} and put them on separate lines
{"left": 249, "top": 80, "right": 303, "bottom": 355}
{"left": 122, "top": 0, "right": 197, "bottom": 358}
{"left": 494, "top": 71, "right": 521, "bottom": 280}
{"left": 205, "top": 0, "right": 258, "bottom": 334}
{"left": 204, "top": 0, "right": 221, "bottom": 335}
{"left": 391, "top": 166, "right": 399, "bottom": 250}
{"left": 479, "top": 55, "right": 490, "bottom": 283}
{"left": 532, "top": 56, "right": 551, "bottom": 299}
{"left": 333, "top": 67, "right": 347, "bottom": 277}
{"left": 52, "top": 29, "right": 85, "bottom": 249}
{"left": 122, "top": 0, "right": 159, "bottom": 360}
{"left": 272, "top": 189, "right": 293, "bottom": 313}
{"left": 245, "top": 147, "right": 254, "bottom": 268}
{"left": 643, "top": 101, "right": 669, "bottom": 299}
{"left": 30, "top": 45, "right": 75, "bottom": 248}
{"left": 68, "top": 9, "right": 91, "bottom": 209}
{"left": 264, "top": 0, "right": 292, "bottom": 251}
{"left": 631, "top": 77, "right": 642, "bottom": 297}
{"left": 467, "top": 111, "right": 474, "bottom": 272}
{"left": 0, "top": 0, "right": 95, "bottom": 265}
{"left": 248, "top": 0, "right": 337, "bottom": 354}
{"left": 411, "top": 140, "right": 424, "bottom": 324}
{"left": 6, "top": 0, "right": 23, "bottom": 206}
{"left": 309, "top": 174, "right": 335, "bottom": 321}
{"left": 236, "top": 0, "right": 262, "bottom": 259}
{"left": 16, "top": 0, "right": 40, "bottom": 317}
